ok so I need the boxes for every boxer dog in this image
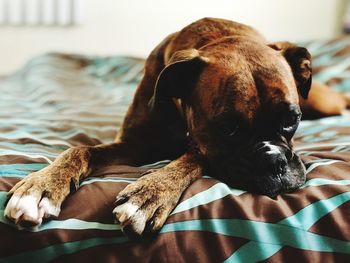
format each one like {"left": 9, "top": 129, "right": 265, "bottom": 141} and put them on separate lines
{"left": 4, "top": 18, "right": 347, "bottom": 236}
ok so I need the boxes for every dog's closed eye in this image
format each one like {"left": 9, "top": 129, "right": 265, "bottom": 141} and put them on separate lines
{"left": 221, "top": 123, "right": 239, "bottom": 137}
{"left": 281, "top": 112, "right": 301, "bottom": 138}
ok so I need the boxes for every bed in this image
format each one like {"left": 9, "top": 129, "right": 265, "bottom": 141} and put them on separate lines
{"left": 0, "top": 38, "right": 349, "bottom": 262}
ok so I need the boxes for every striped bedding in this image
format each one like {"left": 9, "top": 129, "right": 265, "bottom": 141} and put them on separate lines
{"left": 0, "top": 37, "right": 350, "bottom": 262}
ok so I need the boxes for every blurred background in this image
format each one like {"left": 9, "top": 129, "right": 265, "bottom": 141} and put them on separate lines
{"left": 0, "top": 0, "right": 348, "bottom": 74}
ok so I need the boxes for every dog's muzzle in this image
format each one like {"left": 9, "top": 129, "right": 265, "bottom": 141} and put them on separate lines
{"left": 251, "top": 141, "right": 306, "bottom": 197}
{"left": 254, "top": 141, "right": 288, "bottom": 178}
{"left": 212, "top": 140, "right": 306, "bottom": 197}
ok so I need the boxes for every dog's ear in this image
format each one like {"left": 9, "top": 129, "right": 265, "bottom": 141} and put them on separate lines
{"left": 149, "top": 49, "right": 209, "bottom": 113}
{"left": 269, "top": 42, "right": 312, "bottom": 99}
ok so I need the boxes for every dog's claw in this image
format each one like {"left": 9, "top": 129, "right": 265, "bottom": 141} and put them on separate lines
{"left": 4, "top": 172, "right": 67, "bottom": 229}
{"left": 113, "top": 170, "right": 181, "bottom": 237}
{"left": 144, "top": 218, "right": 155, "bottom": 234}
{"left": 115, "top": 195, "right": 128, "bottom": 206}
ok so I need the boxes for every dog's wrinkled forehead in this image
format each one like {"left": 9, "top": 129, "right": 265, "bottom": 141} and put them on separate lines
{"left": 196, "top": 40, "right": 299, "bottom": 122}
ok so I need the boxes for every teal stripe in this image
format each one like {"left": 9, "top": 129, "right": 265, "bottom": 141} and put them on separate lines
{"left": 0, "top": 163, "right": 48, "bottom": 171}
{"left": 0, "top": 170, "right": 28, "bottom": 177}
{"left": 2, "top": 192, "right": 348, "bottom": 262}
{"left": 171, "top": 183, "right": 245, "bottom": 215}
{"left": 0, "top": 236, "right": 128, "bottom": 263}
{"left": 161, "top": 218, "right": 350, "bottom": 254}
{"left": 310, "top": 37, "right": 350, "bottom": 56}
{"left": 280, "top": 192, "right": 350, "bottom": 229}
{"left": 0, "top": 163, "right": 48, "bottom": 177}
{"left": 1, "top": 178, "right": 348, "bottom": 232}
{"left": 0, "top": 191, "right": 7, "bottom": 207}
{"left": 0, "top": 210, "right": 121, "bottom": 232}
{"left": 225, "top": 192, "right": 350, "bottom": 262}
{"left": 32, "top": 218, "right": 121, "bottom": 232}
{"left": 171, "top": 179, "right": 350, "bottom": 218}
{"left": 332, "top": 78, "right": 350, "bottom": 92}
{"left": 0, "top": 213, "right": 121, "bottom": 232}
{"left": 296, "top": 125, "right": 330, "bottom": 137}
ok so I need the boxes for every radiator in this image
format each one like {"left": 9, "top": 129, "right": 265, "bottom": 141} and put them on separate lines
{"left": 0, "top": 0, "right": 76, "bottom": 26}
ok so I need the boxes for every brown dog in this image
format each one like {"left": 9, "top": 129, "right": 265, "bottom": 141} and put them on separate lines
{"left": 4, "top": 17, "right": 347, "bottom": 236}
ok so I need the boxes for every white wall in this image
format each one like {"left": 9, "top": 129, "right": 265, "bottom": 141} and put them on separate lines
{"left": 0, "top": 0, "right": 346, "bottom": 74}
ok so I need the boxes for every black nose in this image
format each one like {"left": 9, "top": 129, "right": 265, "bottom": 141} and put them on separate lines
{"left": 265, "top": 153, "right": 287, "bottom": 175}
{"left": 254, "top": 142, "right": 288, "bottom": 176}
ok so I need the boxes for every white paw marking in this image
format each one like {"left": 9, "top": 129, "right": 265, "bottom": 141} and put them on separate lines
{"left": 4, "top": 195, "right": 60, "bottom": 225}
{"left": 4, "top": 195, "right": 21, "bottom": 219}
{"left": 262, "top": 141, "right": 281, "bottom": 155}
{"left": 4, "top": 195, "right": 40, "bottom": 222}
{"left": 113, "top": 203, "right": 139, "bottom": 222}
{"left": 130, "top": 210, "right": 147, "bottom": 235}
{"left": 113, "top": 202, "right": 147, "bottom": 235}
{"left": 39, "top": 197, "right": 60, "bottom": 218}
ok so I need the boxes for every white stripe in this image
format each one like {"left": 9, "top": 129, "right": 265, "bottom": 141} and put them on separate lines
{"left": 295, "top": 142, "right": 350, "bottom": 151}
{"left": 80, "top": 178, "right": 136, "bottom": 186}
{"left": 301, "top": 178, "right": 350, "bottom": 189}
{"left": 306, "top": 160, "right": 341, "bottom": 174}
{"left": 141, "top": 160, "right": 171, "bottom": 168}
{"left": 0, "top": 151, "right": 53, "bottom": 164}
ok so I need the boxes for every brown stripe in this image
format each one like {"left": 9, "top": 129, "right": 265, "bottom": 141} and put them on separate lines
{"left": 0, "top": 224, "right": 123, "bottom": 258}
{"left": 0, "top": 155, "right": 49, "bottom": 165}
{"left": 309, "top": 201, "right": 350, "bottom": 241}
{"left": 51, "top": 231, "right": 248, "bottom": 263}
{"left": 305, "top": 152, "right": 350, "bottom": 163}
{"left": 261, "top": 246, "right": 350, "bottom": 263}
{"left": 167, "top": 184, "right": 349, "bottom": 224}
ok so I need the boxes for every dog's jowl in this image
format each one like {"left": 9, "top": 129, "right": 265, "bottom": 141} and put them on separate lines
{"left": 5, "top": 17, "right": 315, "bottom": 236}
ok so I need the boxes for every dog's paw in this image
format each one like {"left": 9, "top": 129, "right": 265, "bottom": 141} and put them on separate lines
{"left": 4, "top": 171, "right": 70, "bottom": 229}
{"left": 113, "top": 170, "right": 181, "bottom": 237}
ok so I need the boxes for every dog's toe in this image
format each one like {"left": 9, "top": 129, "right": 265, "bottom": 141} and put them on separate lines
{"left": 113, "top": 202, "right": 147, "bottom": 236}
{"left": 5, "top": 194, "right": 61, "bottom": 228}
{"left": 5, "top": 194, "right": 42, "bottom": 225}
{"left": 38, "top": 197, "right": 61, "bottom": 218}
{"left": 4, "top": 173, "right": 65, "bottom": 229}
{"left": 113, "top": 171, "right": 182, "bottom": 237}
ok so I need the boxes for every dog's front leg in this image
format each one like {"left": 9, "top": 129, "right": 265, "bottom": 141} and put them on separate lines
{"left": 4, "top": 142, "right": 145, "bottom": 228}
{"left": 113, "top": 153, "right": 205, "bottom": 237}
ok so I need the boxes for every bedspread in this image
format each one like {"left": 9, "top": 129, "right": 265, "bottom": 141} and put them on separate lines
{"left": 0, "top": 41, "right": 349, "bottom": 262}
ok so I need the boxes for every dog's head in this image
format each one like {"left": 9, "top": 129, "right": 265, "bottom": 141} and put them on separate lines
{"left": 150, "top": 37, "right": 312, "bottom": 197}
